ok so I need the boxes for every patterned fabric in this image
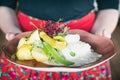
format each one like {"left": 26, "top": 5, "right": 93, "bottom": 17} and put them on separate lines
{"left": 18, "top": 11, "right": 95, "bottom": 32}
{"left": 0, "top": 56, "right": 111, "bottom": 80}
{"left": 0, "top": 11, "right": 111, "bottom": 80}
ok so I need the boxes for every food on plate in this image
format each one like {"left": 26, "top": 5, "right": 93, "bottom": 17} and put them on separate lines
{"left": 16, "top": 44, "right": 34, "bottom": 60}
{"left": 40, "top": 31, "right": 66, "bottom": 50}
{"left": 16, "top": 22, "right": 101, "bottom": 66}
{"left": 31, "top": 47, "right": 49, "bottom": 62}
{"left": 42, "top": 42, "right": 74, "bottom": 66}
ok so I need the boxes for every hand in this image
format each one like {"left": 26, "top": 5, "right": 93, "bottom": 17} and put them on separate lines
{"left": 5, "top": 32, "right": 19, "bottom": 41}
{"left": 68, "top": 29, "right": 115, "bottom": 55}
{"left": 88, "top": 34, "right": 115, "bottom": 55}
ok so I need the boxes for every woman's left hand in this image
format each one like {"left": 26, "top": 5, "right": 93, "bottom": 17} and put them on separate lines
{"left": 68, "top": 29, "right": 115, "bottom": 55}
{"left": 88, "top": 34, "right": 115, "bottom": 55}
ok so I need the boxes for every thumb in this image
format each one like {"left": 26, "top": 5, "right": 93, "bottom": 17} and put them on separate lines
{"left": 5, "top": 32, "right": 17, "bottom": 41}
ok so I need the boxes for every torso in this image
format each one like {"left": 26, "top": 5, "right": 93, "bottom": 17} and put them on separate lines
{"left": 18, "top": 0, "right": 94, "bottom": 21}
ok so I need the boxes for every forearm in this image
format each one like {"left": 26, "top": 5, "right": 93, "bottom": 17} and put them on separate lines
{"left": 91, "top": 9, "right": 119, "bottom": 38}
{"left": 0, "top": 6, "right": 22, "bottom": 34}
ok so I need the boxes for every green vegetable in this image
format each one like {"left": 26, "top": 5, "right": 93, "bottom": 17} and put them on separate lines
{"left": 70, "top": 51, "right": 76, "bottom": 57}
{"left": 42, "top": 42, "right": 51, "bottom": 56}
{"left": 42, "top": 42, "right": 74, "bottom": 66}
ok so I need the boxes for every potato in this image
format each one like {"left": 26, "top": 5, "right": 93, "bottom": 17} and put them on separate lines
{"left": 31, "top": 47, "right": 49, "bottom": 62}
{"left": 16, "top": 44, "right": 33, "bottom": 60}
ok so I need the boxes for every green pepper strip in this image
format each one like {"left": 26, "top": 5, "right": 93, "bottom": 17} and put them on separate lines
{"left": 42, "top": 42, "right": 74, "bottom": 66}
{"left": 42, "top": 42, "right": 51, "bottom": 56}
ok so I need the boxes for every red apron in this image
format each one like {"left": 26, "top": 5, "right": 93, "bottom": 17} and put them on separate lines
{"left": 18, "top": 11, "right": 95, "bottom": 32}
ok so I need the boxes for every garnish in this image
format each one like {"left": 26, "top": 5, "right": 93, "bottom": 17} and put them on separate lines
{"left": 70, "top": 51, "right": 76, "bottom": 57}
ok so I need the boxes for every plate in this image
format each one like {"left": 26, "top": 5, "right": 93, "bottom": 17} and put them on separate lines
{"left": 2, "top": 31, "right": 116, "bottom": 72}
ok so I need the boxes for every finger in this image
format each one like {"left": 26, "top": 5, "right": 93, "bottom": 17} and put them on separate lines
{"left": 5, "top": 32, "right": 16, "bottom": 41}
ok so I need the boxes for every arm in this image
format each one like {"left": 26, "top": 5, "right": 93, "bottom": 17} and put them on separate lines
{"left": 0, "top": 0, "right": 22, "bottom": 40}
{"left": 82, "top": 0, "right": 119, "bottom": 54}
{"left": 91, "top": 9, "right": 119, "bottom": 38}
{"left": 87, "top": 0, "right": 119, "bottom": 54}
{"left": 0, "top": 6, "right": 22, "bottom": 34}
{"left": 93, "top": 0, "right": 119, "bottom": 38}
{"left": 0, "top": 7, "right": 22, "bottom": 40}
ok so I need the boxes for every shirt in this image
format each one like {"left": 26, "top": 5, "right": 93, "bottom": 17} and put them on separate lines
{"left": 0, "top": 0, "right": 119, "bottom": 21}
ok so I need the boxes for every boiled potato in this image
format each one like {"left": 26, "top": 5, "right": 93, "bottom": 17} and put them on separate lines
{"left": 31, "top": 47, "right": 49, "bottom": 62}
{"left": 16, "top": 44, "right": 33, "bottom": 60}
{"left": 17, "top": 37, "right": 28, "bottom": 49}
{"left": 27, "top": 29, "right": 41, "bottom": 44}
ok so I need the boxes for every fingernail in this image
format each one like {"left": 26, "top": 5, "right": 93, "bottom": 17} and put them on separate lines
{"left": 5, "top": 33, "right": 15, "bottom": 41}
